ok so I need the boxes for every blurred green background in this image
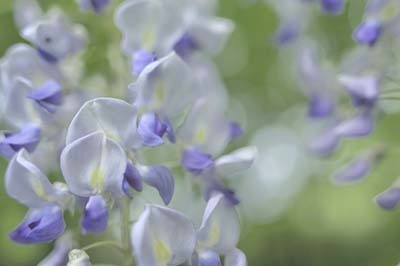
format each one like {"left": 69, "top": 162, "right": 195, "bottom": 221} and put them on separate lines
{"left": 1, "top": 0, "right": 400, "bottom": 265}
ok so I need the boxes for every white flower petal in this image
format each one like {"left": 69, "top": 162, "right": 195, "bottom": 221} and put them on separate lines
{"left": 132, "top": 52, "right": 196, "bottom": 118}
{"left": 114, "top": 0, "right": 184, "bottom": 55}
{"left": 61, "top": 131, "right": 127, "bottom": 197}
{"left": 66, "top": 97, "right": 138, "bottom": 148}
{"left": 132, "top": 204, "right": 196, "bottom": 266}
{"left": 5, "top": 149, "right": 57, "bottom": 208}
{"left": 190, "top": 16, "right": 234, "bottom": 55}
{"left": 197, "top": 193, "right": 240, "bottom": 254}
{"left": 215, "top": 146, "right": 257, "bottom": 178}
{"left": 224, "top": 248, "right": 247, "bottom": 266}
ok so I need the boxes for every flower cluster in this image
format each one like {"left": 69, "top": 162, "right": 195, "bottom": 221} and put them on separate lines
{"left": 0, "top": 0, "right": 256, "bottom": 265}
{"left": 267, "top": 0, "right": 400, "bottom": 211}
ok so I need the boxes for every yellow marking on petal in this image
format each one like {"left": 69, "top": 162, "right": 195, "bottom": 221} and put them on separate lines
{"left": 90, "top": 167, "right": 105, "bottom": 193}
{"left": 380, "top": 2, "right": 400, "bottom": 21}
{"left": 195, "top": 125, "right": 207, "bottom": 144}
{"left": 32, "top": 179, "right": 46, "bottom": 199}
{"left": 208, "top": 222, "right": 221, "bottom": 246}
{"left": 153, "top": 81, "right": 166, "bottom": 109}
{"left": 142, "top": 27, "right": 156, "bottom": 51}
{"left": 154, "top": 239, "right": 171, "bottom": 265}
{"left": 105, "top": 132, "right": 119, "bottom": 143}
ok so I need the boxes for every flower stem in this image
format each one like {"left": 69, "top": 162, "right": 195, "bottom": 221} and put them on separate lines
{"left": 121, "top": 197, "right": 134, "bottom": 266}
{"left": 81, "top": 241, "right": 124, "bottom": 253}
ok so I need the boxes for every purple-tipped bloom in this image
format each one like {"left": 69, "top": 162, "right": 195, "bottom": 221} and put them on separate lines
{"left": 27, "top": 80, "right": 63, "bottom": 113}
{"left": 310, "top": 130, "right": 340, "bottom": 156}
{"left": 124, "top": 161, "right": 143, "bottom": 192}
{"left": 132, "top": 49, "right": 157, "bottom": 76}
{"left": 198, "top": 250, "right": 222, "bottom": 266}
{"left": 9, "top": 205, "right": 65, "bottom": 244}
{"left": 308, "top": 92, "right": 335, "bottom": 119}
{"left": 182, "top": 147, "right": 214, "bottom": 175}
{"left": 205, "top": 184, "right": 240, "bottom": 206}
{"left": 376, "top": 187, "right": 400, "bottom": 210}
{"left": 229, "top": 121, "right": 244, "bottom": 140}
{"left": 274, "top": 23, "right": 299, "bottom": 45}
{"left": 80, "top": 0, "right": 111, "bottom": 13}
{"left": 353, "top": 20, "right": 382, "bottom": 46}
{"left": 334, "top": 112, "right": 374, "bottom": 138}
{"left": 333, "top": 156, "right": 371, "bottom": 184}
{"left": 81, "top": 195, "right": 108, "bottom": 234}
{"left": 138, "top": 165, "right": 175, "bottom": 205}
{"left": 319, "top": 0, "right": 344, "bottom": 15}
{"left": 174, "top": 32, "right": 199, "bottom": 58}
{"left": 0, "top": 124, "right": 41, "bottom": 158}
{"left": 137, "top": 112, "right": 175, "bottom": 147}
{"left": 339, "top": 75, "right": 379, "bottom": 108}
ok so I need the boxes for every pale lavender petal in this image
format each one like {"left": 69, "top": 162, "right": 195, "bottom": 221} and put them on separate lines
{"left": 199, "top": 250, "right": 221, "bottom": 266}
{"left": 138, "top": 165, "right": 174, "bottom": 205}
{"left": 38, "top": 233, "right": 75, "bottom": 266}
{"left": 333, "top": 157, "right": 371, "bottom": 184}
{"left": 338, "top": 75, "right": 379, "bottom": 108}
{"left": 334, "top": 112, "right": 374, "bottom": 137}
{"left": 224, "top": 249, "right": 247, "bottom": 266}
{"left": 310, "top": 130, "right": 340, "bottom": 156}
{"left": 376, "top": 187, "right": 400, "bottom": 210}
{"left": 132, "top": 49, "right": 157, "bottom": 76}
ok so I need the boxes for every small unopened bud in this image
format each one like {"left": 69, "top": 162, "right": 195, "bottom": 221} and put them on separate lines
{"left": 67, "top": 249, "right": 91, "bottom": 266}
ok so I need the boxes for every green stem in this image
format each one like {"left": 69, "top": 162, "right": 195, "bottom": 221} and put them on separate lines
{"left": 81, "top": 241, "right": 124, "bottom": 253}
{"left": 121, "top": 197, "right": 134, "bottom": 266}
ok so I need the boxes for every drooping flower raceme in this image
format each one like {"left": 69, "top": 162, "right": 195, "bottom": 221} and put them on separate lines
{"left": 1, "top": 1, "right": 255, "bottom": 265}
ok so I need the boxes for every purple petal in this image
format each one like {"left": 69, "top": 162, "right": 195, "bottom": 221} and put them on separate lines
{"left": 9, "top": 205, "right": 65, "bottom": 244}
{"left": 132, "top": 49, "right": 157, "bottom": 76}
{"left": 138, "top": 165, "right": 175, "bottom": 205}
{"left": 83, "top": 0, "right": 111, "bottom": 13}
{"left": 124, "top": 161, "right": 143, "bottom": 192}
{"left": 376, "top": 187, "right": 400, "bottom": 210}
{"left": 308, "top": 92, "right": 335, "bottom": 119}
{"left": 274, "top": 23, "right": 299, "bottom": 45}
{"left": 333, "top": 157, "right": 371, "bottom": 184}
{"left": 319, "top": 0, "right": 344, "bottom": 15}
{"left": 229, "top": 121, "right": 244, "bottom": 140}
{"left": 199, "top": 250, "right": 221, "bottom": 266}
{"left": 28, "top": 80, "right": 63, "bottom": 113}
{"left": 37, "top": 48, "right": 58, "bottom": 64}
{"left": 137, "top": 112, "right": 165, "bottom": 147}
{"left": 181, "top": 147, "right": 214, "bottom": 175}
{"left": 1, "top": 124, "right": 41, "bottom": 157}
{"left": 81, "top": 195, "right": 108, "bottom": 234}
{"left": 173, "top": 32, "right": 199, "bottom": 58}
{"left": 334, "top": 112, "right": 374, "bottom": 138}
{"left": 339, "top": 75, "right": 379, "bottom": 108}
{"left": 309, "top": 130, "right": 340, "bottom": 156}
{"left": 353, "top": 20, "right": 382, "bottom": 46}
{"left": 205, "top": 182, "right": 240, "bottom": 206}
